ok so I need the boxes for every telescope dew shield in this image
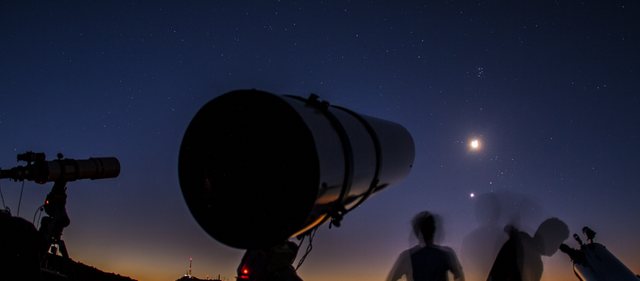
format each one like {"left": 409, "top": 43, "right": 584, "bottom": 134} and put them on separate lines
{"left": 48, "top": 158, "right": 121, "bottom": 182}
{"left": 179, "top": 89, "right": 415, "bottom": 249}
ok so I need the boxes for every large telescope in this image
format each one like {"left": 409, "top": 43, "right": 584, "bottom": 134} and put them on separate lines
{"left": 560, "top": 227, "right": 639, "bottom": 280}
{"left": 0, "top": 152, "right": 121, "bottom": 183}
{"left": 179, "top": 89, "right": 415, "bottom": 249}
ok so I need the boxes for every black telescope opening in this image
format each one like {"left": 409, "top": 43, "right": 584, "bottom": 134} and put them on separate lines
{"left": 179, "top": 90, "right": 320, "bottom": 249}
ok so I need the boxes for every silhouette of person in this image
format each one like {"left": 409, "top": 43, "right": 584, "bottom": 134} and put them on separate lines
{"left": 387, "top": 211, "right": 465, "bottom": 281}
{"left": 486, "top": 218, "right": 569, "bottom": 281}
{"left": 461, "top": 193, "right": 509, "bottom": 281}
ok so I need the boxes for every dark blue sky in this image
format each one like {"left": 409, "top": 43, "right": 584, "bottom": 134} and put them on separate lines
{"left": 1, "top": 1, "right": 639, "bottom": 280}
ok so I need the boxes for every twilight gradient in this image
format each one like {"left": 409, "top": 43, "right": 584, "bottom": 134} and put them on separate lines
{"left": 1, "top": 1, "right": 639, "bottom": 280}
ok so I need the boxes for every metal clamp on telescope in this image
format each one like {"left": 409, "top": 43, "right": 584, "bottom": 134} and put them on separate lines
{"left": 0, "top": 151, "right": 120, "bottom": 281}
{"left": 283, "top": 94, "right": 386, "bottom": 230}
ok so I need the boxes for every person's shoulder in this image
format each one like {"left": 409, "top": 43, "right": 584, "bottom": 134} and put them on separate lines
{"left": 437, "top": 245, "right": 454, "bottom": 252}
{"left": 429, "top": 245, "right": 454, "bottom": 254}
{"left": 407, "top": 245, "right": 422, "bottom": 255}
{"left": 431, "top": 245, "right": 461, "bottom": 261}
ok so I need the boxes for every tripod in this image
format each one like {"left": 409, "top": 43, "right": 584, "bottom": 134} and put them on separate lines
{"left": 39, "top": 180, "right": 76, "bottom": 281}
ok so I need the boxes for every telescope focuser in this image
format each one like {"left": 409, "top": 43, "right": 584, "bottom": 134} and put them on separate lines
{"left": 583, "top": 227, "right": 596, "bottom": 244}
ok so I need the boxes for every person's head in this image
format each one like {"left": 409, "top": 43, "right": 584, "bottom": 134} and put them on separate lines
{"left": 412, "top": 211, "right": 436, "bottom": 245}
{"left": 534, "top": 217, "right": 570, "bottom": 256}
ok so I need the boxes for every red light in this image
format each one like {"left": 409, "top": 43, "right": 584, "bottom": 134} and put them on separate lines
{"left": 46, "top": 200, "right": 49, "bottom": 204}
{"left": 243, "top": 269, "right": 249, "bottom": 274}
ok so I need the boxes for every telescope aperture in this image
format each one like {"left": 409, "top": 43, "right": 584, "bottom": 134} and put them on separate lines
{"left": 179, "top": 90, "right": 320, "bottom": 249}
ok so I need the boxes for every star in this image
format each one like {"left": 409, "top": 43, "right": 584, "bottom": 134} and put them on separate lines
{"left": 471, "top": 139, "right": 479, "bottom": 149}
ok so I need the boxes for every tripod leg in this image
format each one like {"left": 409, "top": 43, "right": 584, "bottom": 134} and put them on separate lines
{"left": 57, "top": 240, "right": 77, "bottom": 281}
{"left": 58, "top": 240, "right": 69, "bottom": 258}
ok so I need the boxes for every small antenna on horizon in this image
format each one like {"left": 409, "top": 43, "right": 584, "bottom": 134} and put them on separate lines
{"left": 189, "top": 257, "right": 192, "bottom": 276}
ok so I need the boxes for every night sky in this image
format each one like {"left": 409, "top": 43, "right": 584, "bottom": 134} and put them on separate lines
{"left": 1, "top": 1, "right": 639, "bottom": 280}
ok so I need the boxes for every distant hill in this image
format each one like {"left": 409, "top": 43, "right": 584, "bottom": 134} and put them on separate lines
{"left": 42, "top": 253, "right": 138, "bottom": 281}
{"left": 72, "top": 260, "right": 138, "bottom": 281}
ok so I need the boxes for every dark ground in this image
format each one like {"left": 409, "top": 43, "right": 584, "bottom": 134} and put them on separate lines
{"left": 42, "top": 254, "right": 138, "bottom": 281}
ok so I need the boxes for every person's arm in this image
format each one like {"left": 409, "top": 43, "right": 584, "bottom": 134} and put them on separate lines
{"left": 452, "top": 267, "right": 465, "bottom": 281}
{"left": 387, "top": 250, "right": 412, "bottom": 281}
{"left": 443, "top": 247, "right": 465, "bottom": 281}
